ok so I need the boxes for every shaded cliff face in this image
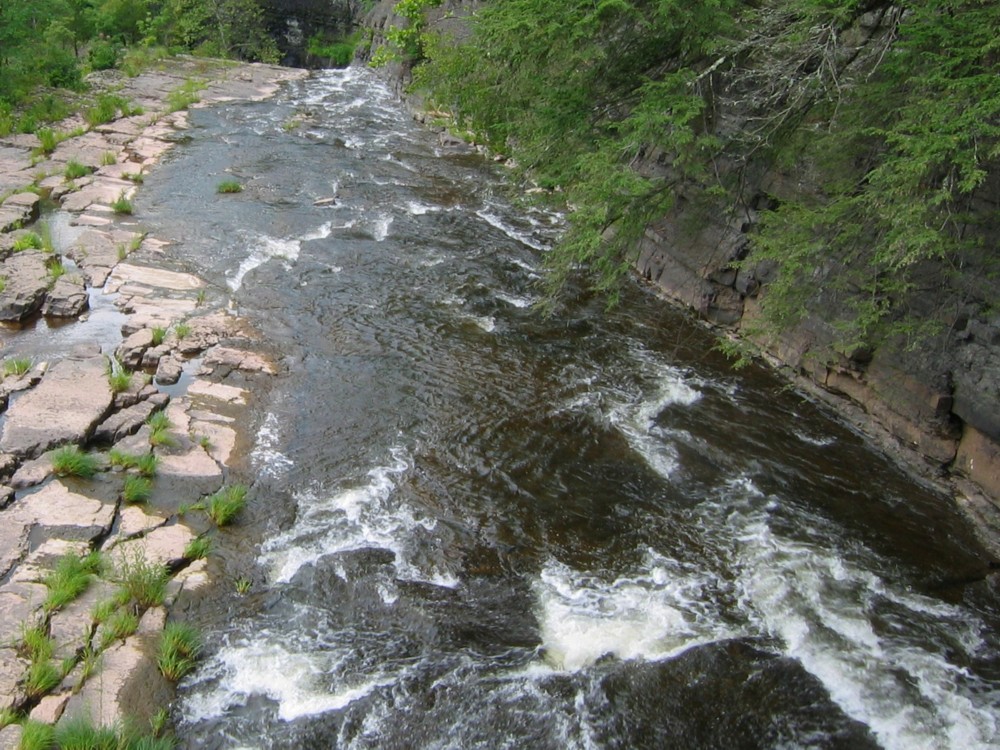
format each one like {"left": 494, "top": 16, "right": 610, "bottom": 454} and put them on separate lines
{"left": 359, "top": 1, "right": 1000, "bottom": 538}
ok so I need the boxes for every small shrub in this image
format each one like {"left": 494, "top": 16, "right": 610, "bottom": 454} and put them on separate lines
{"left": 157, "top": 622, "right": 201, "bottom": 681}
{"left": 111, "top": 190, "right": 133, "bottom": 214}
{"left": 64, "top": 159, "right": 90, "bottom": 180}
{"left": 114, "top": 550, "right": 169, "bottom": 607}
{"left": 51, "top": 444, "right": 100, "bottom": 478}
{"left": 183, "top": 536, "right": 211, "bottom": 560}
{"left": 122, "top": 474, "right": 152, "bottom": 504}
{"left": 12, "top": 232, "right": 43, "bottom": 251}
{"left": 216, "top": 179, "right": 243, "bottom": 194}
{"left": 2, "top": 356, "right": 32, "bottom": 377}
{"left": 204, "top": 484, "right": 248, "bottom": 526}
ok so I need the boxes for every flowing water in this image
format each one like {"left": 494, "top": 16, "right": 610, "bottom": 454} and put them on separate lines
{"left": 125, "top": 68, "right": 1000, "bottom": 749}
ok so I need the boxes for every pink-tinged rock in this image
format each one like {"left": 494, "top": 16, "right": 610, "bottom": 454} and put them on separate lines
{"left": 49, "top": 579, "right": 116, "bottom": 660}
{"left": 0, "top": 650, "right": 28, "bottom": 710}
{"left": 111, "top": 523, "right": 193, "bottom": 569}
{"left": 16, "top": 483, "right": 115, "bottom": 542}
{"left": 0, "top": 581, "right": 47, "bottom": 643}
{"left": 0, "top": 355, "right": 114, "bottom": 457}
{"left": 187, "top": 380, "right": 248, "bottom": 405}
{"left": 108, "top": 262, "right": 204, "bottom": 293}
{"left": 202, "top": 346, "right": 277, "bottom": 375}
{"left": 59, "top": 608, "right": 172, "bottom": 729}
{"left": 8, "top": 538, "right": 90, "bottom": 585}
{"left": 0, "top": 722, "right": 21, "bottom": 749}
{"left": 0, "top": 519, "right": 30, "bottom": 579}
{"left": 29, "top": 693, "right": 71, "bottom": 723}
{"left": 116, "top": 505, "right": 167, "bottom": 539}
{"left": 190, "top": 414, "right": 237, "bottom": 466}
{"left": 116, "top": 328, "right": 155, "bottom": 369}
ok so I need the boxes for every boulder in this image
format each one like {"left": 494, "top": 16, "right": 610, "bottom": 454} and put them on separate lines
{"left": 93, "top": 396, "right": 167, "bottom": 444}
{"left": 16, "top": 483, "right": 115, "bottom": 542}
{"left": 42, "top": 274, "right": 89, "bottom": 318}
{"left": 1, "top": 191, "right": 40, "bottom": 225}
{"left": 0, "top": 354, "right": 114, "bottom": 456}
{"left": 155, "top": 354, "right": 184, "bottom": 385}
{"left": 116, "top": 328, "right": 155, "bottom": 369}
{"left": 0, "top": 250, "right": 50, "bottom": 322}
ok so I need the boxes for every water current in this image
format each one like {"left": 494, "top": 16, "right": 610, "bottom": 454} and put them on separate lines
{"left": 123, "top": 68, "right": 1000, "bottom": 748}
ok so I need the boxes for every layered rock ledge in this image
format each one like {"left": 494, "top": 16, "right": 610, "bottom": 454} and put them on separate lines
{"left": 0, "top": 58, "right": 307, "bottom": 748}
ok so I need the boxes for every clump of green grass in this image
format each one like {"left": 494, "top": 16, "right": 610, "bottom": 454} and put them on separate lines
{"left": 122, "top": 474, "right": 153, "bottom": 504}
{"left": 109, "top": 368, "right": 133, "bottom": 393}
{"left": 114, "top": 550, "right": 169, "bottom": 608}
{"left": 99, "top": 607, "right": 139, "bottom": 649}
{"left": 12, "top": 231, "right": 43, "bottom": 251}
{"left": 167, "top": 79, "right": 203, "bottom": 112}
{"left": 64, "top": 159, "right": 91, "bottom": 180}
{"left": 195, "top": 288, "right": 206, "bottom": 307}
{"left": 24, "top": 659, "right": 62, "bottom": 699}
{"left": 91, "top": 598, "right": 118, "bottom": 624}
{"left": 202, "top": 484, "right": 248, "bottom": 527}
{"left": 216, "top": 179, "right": 243, "bottom": 194}
{"left": 235, "top": 577, "right": 251, "bottom": 595}
{"left": 101, "top": 150, "right": 117, "bottom": 166}
{"left": 174, "top": 322, "right": 191, "bottom": 340}
{"left": 54, "top": 716, "right": 120, "bottom": 750}
{"left": 183, "top": 536, "right": 211, "bottom": 560}
{"left": 125, "top": 172, "right": 145, "bottom": 184}
{"left": 34, "top": 127, "right": 59, "bottom": 156}
{"left": 19, "top": 719, "right": 56, "bottom": 750}
{"left": 43, "top": 551, "right": 102, "bottom": 612}
{"left": 151, "top": 326, "right": 167, "bottom": 346}
{"left": 46, "top": 256, "right": 66, "bottom": 282}
{"left": 147, "top": 410, "right": 176, "bottom": 448}
{"left": 2, "top": 356, "right": 32, "bottom": 377}
{"left": 157, "top": 622, "right": 201, "bottom": 681}
{"left": 111, "top": 190, "right": 133, "bottom": 214}
{"left": 109, "top": 449, "right": 159, "bottom": 478}
{"left": 51, "top": 444, "right": 100, "bottom": 478}
{"left": 19, "top": 624, "right": 54, "bottom": 663}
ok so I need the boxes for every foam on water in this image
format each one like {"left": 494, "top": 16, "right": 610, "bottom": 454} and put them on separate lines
{"left": 728, "top": 511, "right": 1000, "bottom": 750}
{"left": 301, "top": 222, "right": 333, "bottom": 241}
{"left": 249, "top": 411, "right": 294, "bottom": 479}
{"left": 475, "top": 208, "right": 550, "bottom": 251}
{"left": 182, "top": 636, "right": 390, "bottom": 724}
{"left": 227, "top": 233, "right": 301, "bottom": 291}
{"left": 372, "top": 214, "right": 393, "bottom": 241}
{"left": 535, "top": 551, "right": 741, "bottom": 671}
{"left": 260, "top": 447, "right": 457, "bottom": 587}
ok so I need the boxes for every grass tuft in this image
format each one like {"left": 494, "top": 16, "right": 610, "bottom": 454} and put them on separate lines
{"left": 173, "top": 322, "right": 191, "bottom": 340}
{"left": 111, "top": 190, "right": 133, "bottom": 214}
{"left": 51, "top": 444, "right": 100, "bottom": 478}
{"left": 157, "top": 622, "right": 201, "bottom": 682}
{"left": 12, "top": 232, "right": 43, "bottom": 251}
{"left": 99, "top": 608, "right": 139, "bottom": 649}
{"left": 203, "top": 484, "right": 248, "bottom": 526}
{"left": 151, "top": 326, "right": 166, "bottom": 346}
{"left": 19, "top": 720, "right": 56, "bottom": 750}
{"left": 2, "top": 356, "right": 32, "bottom": 377}
{"left": 43, "top": 551, "right": 102, "bottom": 612}
{"left": 216, "top": 179, "right": 243, "bottom": 194}
{"left": 113, "top": 550, "right": 169, "bottom": 608}
{"left": 183, "top": 536, "right": 211, "bottom": 560}
{"left": 122, "top": 474, "right": 153, "bottom": 504}
{"left": 64, "top": 159, "right": 91, "bottom": 180}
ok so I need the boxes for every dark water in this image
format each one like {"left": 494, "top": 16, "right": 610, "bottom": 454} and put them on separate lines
{"left": 131, "top": 68, "right": 1000, "bottom": 749}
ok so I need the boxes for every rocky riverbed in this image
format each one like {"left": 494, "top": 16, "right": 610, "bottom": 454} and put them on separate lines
{"left": 0, "top": 58, "right": 307, "bottom": 746}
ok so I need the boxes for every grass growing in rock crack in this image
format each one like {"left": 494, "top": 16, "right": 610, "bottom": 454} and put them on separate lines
{"left": 235, "top": 577, "right": 251, "bottom": 595}
{"left": 110, "top": 450, "right": 159, "bottom": 478}
{"left": 24, "top": 659, "right": 62, "bottom": 698}
{"left": 51, "top": 444, "right": 100, "bottom": 478}
{"left": 216, "top": 179, "right": 243, "bottom": 194}
{"left": 12, "top": 231, "right": 43, "bottom": 251}
{"left": 183, "top": 536, "right": 211, "bottom": 560}
{"left": 54, "top": 716, "right": 120, "bottom": 749}
{"left": 114, "top": 550, "right": 169, "bottom": 607}
{"left": 99, "top": 608, "right": 139, "bottom": 649}
{"left": 19, "top": 624, "right": 54, "bottom": 663}
{"left": 109, "top": 368, "right": 133, "bottom": 393}
{"left": 46, "top": 256, "right": 66, "bottom": 282}
{"left": 34, "top": 127, "right": 59, "bottom": 155}
{"left": 101, "top": 150, "right": 117, "bottom": 166}
{"left": 122, "top": 474, "right": 153, "bottom": 504}
{"left": 151, "top": 326, "right": 167, "bottom": 346}
{"left": 174, "top": 322, "right": 191, "bottom": 340}
{"left": 157, "top": 622, "right": 201, "bottom": 681}
{"left": 43, "top": 551, "right": 102, "bottom": 611}
{"left": 64, "top": 159, "right": 91, "bottom": 180}
{"left": 147, "top": 410, "right": 176, "bottom": 447}
{"left": 2, "top": 356, "right": 32, "bottom": 377}
{"left": 111, "top": 190, "right": 134, "bottom": 214}
{"left": 202, "top": 484, "right": 248, "bottom": 526}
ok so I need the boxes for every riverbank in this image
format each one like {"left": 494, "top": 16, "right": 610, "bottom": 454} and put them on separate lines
{"left": 0, "top": 58, "right": 306, "bottom": 747}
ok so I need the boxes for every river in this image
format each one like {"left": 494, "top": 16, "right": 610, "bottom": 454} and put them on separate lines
{"left": 124, "top": 67, "right": 1000, "bottom": 749}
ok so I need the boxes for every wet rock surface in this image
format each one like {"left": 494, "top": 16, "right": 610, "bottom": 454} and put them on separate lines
{"left": 0, "top": 57, "right": 304, "bottom": 735}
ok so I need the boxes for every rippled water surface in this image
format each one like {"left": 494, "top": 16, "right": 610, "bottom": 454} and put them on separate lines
{"left": 132, "top": 68, "right": 1000, "bottom": 749}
